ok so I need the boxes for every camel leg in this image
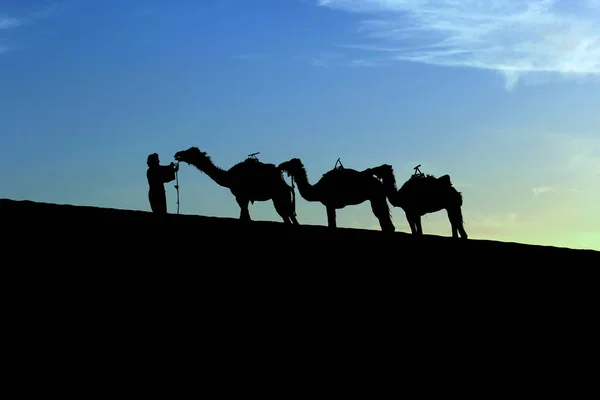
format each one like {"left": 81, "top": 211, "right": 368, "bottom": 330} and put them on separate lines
{"left": 288, "top": 188, "right": 300, "bottom": 226}
{"left": 272, "top": 185, "right": 299, "bottom": 225}
{"left": 272, "top": 196, "right": 292, "bottom": 225}
{"left": 406, "top": 212, "right": 423, "bottom": 235}
{"left": 447, "top": 207, "right": 468, "bottom": 239}
{"left": 405, "top": 212, "right": 417, "bottom": 235}
{"left": 290, "top": 213, "right": 299, "bottom": 225}
{"left": 414, "top": 215, "right": 423, "bottom": 235}
{"left": 447, "top": 209, "right": 459, "bottom": 238}
{"left": 326, "top": 206, "right": 337, "bottom": 228}
{"left": 236, "top": 197, "right": 251, "bottom": 221}
{"left": 370, "top": 198, "right": 395, "bottom": 232}
{"left": 459, "top": 225, "right": 468, "bottom": 240}
{"left": 454, "top": 207, "right": 468, "bottom": 239}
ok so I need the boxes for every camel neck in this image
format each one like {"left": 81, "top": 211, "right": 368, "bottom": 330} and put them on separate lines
{"left": 289, "top": 168, "right": 318, "bottom": 202}
{"left": 198, "top": 161, "right": 229, "bottom": 188}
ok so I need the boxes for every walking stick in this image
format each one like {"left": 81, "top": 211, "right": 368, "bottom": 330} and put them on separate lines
{"left": 174, "top": 162, "right": 180, "bottom": 215}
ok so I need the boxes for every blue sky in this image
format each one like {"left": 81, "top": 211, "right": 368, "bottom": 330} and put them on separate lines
{"left": 1, "top": 0, "right": 599, "bottom": 250}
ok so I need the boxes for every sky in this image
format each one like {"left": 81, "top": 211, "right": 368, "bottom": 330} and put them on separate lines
{"left": 1, "top": 0, "right": 599, "bottom": 250}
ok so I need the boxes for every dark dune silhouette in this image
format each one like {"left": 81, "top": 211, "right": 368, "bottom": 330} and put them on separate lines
{"left": 3, "top": 196, "right": 598, "bottom": 342}
{"left": 4, "top": 196, "right": 597, "bottom": 389}
{"left": 2, "top": 198, "right": 598, "bottom": 266}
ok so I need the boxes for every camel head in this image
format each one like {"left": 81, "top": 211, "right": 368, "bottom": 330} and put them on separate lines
{"left": 277, "top": 158, "right": 304, "bottom": 178}
{"left": 369, "top": 164, "right": 395, "bottom": 184}
{"left": 174, "top": 147, "right": 209, "bottom": 167}
{"left": 368, "top": 164, "right": 397, "bottom": 199}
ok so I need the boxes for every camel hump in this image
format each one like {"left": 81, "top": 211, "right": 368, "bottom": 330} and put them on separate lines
{"left": 242, "top": 158, "right": 275, "bottom": 169}
{"left": 438, "top": 174, "right": 452, "bottom": 186}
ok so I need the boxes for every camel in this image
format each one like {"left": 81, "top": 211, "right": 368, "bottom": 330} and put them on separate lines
{"left": 368, "top": 164, "right": 468, "bottom": 239}
{"left": 174, "top": 147, "right": 299, "bottom": 225}
{"left": 277, "top": 158, "right": 395, "bottom": 232}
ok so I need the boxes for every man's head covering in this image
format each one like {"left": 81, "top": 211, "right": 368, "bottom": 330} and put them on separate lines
{"left": 147, "top": 153, "right": 160, "bottom": 167}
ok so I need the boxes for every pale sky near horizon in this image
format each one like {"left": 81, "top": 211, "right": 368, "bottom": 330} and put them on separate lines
{"left": 1, "top": 0, "right": 599, "bottom": 250}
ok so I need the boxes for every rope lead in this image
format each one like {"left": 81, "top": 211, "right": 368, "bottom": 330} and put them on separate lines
{"left": 174, "top": 162, "right": 180, "bottom": 215}
{"left": 291, "top": 176, "right": 296, "bottom": 217}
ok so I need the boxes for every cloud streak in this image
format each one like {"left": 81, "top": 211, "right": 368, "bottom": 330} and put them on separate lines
{"left": 0, "top": 16, "right": 22, "bottom": 30}
{"left": 0, "top": 16, "right": 21, "bottom": 54}
{"left": 0, "top": 1, "right": 76, "bottom": 55}
{"left": 232, "top": 53, "right": 273, "bottom": 61}
{"left": 308, "top": 51, "right": 391, "bottom": 67}
{"left": 532, "top": 186, "right": 556, "bottom": 196}
{"left": 316, "top": 0, "right": 600, "bottom": 90}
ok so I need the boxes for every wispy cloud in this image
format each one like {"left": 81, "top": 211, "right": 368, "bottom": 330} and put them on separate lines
{"left": 532, "top": 186, "right": 557, "bottom": 196}
{"left": 315, "top": 0, "right": 600, "bottom": 90}
{"left": 310, "top": 52, "right": 344, "bottom": 67}
{"left": 347, "top": 58, "right": 390, "bottom": 67}
{"left": 548, "top": 134, "right": 600, "bottom": 179}
{"left": 232, "top": 53, "right": 273, "bottom": 61}
{"left": 464, "top": 211, "right": 518, "bottom": 236}
{"left": 453, "top": 181, "right": 473, "bottom": 189}
{"left": 0, "top": 16, "right": 21, "bottom": 54}
{"left": 0, "top": 16, "right": 22, "bottom": 30}
{"left": 309, "top": 51, "right": 388, "bottom": 67}
{"left": 528, "top": 133, "right": 600, "bottom": 195}
{"left": 135, "top": 9, "right": 153, "bottom": 17}
{"left": 0, "top": 1, "right": 75, "bottom": 55}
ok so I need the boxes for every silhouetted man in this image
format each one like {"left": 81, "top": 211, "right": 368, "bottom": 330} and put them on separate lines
{"left": 146, "top": 153, "right": 178, "bottom": 215}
